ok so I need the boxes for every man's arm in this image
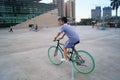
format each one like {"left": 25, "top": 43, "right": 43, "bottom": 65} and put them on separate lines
{"left": 54, "top": 32, "right": 61, "bottom": 41}
{"left": 60, "top": 33, "right": 66, "bottom": 39}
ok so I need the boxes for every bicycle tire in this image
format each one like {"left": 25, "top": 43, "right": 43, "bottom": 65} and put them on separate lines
{"left": 48, "top": 46, "right": 64, "bottom": 65}
{"left": 72, "top": 50, "right": 95, "bottom": 74}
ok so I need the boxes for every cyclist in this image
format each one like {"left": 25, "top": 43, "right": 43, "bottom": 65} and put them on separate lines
{"left": 54, "top": 17, "right": 80, "bottom": 62}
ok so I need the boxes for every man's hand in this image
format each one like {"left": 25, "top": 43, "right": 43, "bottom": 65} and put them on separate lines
{"left": 53, "top": 32, "right": 61, "bottom": 42}
{"left": 53, "top": 37, "right": 57, "bottom": 42}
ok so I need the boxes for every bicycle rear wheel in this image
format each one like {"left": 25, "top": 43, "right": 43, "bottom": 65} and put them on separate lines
{"left": 72, "top": 50, "right": 95, "bottom": 74}
{"left": 48, "top": 46, "right": 64, "bottom": 65}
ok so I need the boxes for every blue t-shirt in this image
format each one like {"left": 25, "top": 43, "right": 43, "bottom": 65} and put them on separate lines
{"left": 60, "top": 24, "right": 80, "bottom": 42}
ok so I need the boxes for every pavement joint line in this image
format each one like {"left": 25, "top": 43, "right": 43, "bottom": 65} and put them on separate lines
{"left": 84, "top": 34, "right": 118, "bottom": 43}
{"left": 0, "top": 45, "right": 49, "bottom": 57}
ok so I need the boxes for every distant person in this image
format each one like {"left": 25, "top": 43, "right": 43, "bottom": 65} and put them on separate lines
{"left": 96, "top": 22, "right": 100, "bottom": 29}
{"left": 9, "top": 26, "right": 13, "bottom": 32}
{"left": 29, "top": 24, "right": 32, "bottom": 31}
{"left": 91, "top": 21, "right": 95, "bottom": 28}
{"left": 115, "top": 22, "right": 117, "bottom": 29}
{"left": 35, "top": 24, "right": 38, "bottom": 32}
{"left": 29, "top": 24, "right": 34, "bottom": 31}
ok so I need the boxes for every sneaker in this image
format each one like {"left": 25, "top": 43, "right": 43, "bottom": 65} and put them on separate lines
{"left": 61, "top": 58, "right": 69, "bottom": 63}
{"left": 61, "top": 58, "right": 66, "bottom": 62}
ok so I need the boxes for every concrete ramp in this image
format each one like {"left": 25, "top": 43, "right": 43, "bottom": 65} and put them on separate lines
{"left": 14, "top": 9, "right": 58, "bottom": 29}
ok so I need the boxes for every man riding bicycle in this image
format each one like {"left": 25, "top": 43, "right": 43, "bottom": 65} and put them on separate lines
{"left": 54, "top": 17, "right": 80, "bottom": 62}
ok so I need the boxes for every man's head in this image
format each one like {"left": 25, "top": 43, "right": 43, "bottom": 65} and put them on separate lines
{"left": 58, "top": 17, "right": 67, "bottom": 25}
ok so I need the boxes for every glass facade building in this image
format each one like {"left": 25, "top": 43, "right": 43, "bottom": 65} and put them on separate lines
{"left": 0, "top": 0, "right": 56, "bottom": 27}
{"left": 91, "top": 6, "right": 101, "bottom": 20}
{"left": 103, "top": 7, "right": 112, "bottom": 19}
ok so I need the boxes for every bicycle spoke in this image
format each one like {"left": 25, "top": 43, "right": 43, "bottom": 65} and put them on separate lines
{"left": 48, "top": 46, "right": 63, "bottom": 65}
{"left": 72, "top": 50, "right": 95, "bottom": 74}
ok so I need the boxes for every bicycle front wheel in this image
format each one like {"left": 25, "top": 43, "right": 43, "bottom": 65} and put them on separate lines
{"left": 72, "top": 50, "right": 95, "bottom": 74}
{"left": 48, "top": 46, "right": 64, "bottom": 65}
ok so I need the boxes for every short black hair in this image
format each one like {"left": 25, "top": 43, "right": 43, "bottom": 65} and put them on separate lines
{"left": 58, "top": 17, "right": 67, "bottom": 23}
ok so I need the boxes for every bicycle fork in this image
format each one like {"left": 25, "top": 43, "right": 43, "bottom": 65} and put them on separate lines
{"left": 54, "top": 47, "right": 58, "bottom": 57}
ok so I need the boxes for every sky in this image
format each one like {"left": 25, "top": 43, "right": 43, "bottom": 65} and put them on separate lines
{"left": 40, "top": 0, "right": 120, "bottom": 21}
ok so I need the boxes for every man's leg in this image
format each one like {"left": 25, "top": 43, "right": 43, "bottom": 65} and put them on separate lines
{"left": 62, "top": 40, "right": 73, "bottom": 61}
{"left": 63, "top": 47, "right": 68, "bottom": 60}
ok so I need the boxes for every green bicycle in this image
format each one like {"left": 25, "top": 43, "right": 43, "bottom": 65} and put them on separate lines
{"left": 48, "top": 38, "right": 95, "bottom": 74}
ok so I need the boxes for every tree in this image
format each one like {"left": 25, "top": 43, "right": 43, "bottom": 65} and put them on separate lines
{"left": 110, "top": 0, "right": 120, "bottom": 17}
{"left": 79, "top": 18, "right": 95, "bottom": 25}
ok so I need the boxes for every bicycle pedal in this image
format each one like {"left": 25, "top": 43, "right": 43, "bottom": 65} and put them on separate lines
{"left": 76, "top": 62, "right": 81, "bottom": 65}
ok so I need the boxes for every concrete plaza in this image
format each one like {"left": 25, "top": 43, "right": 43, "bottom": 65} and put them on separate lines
{"left": 0, "top": 26, "right": 120, "bottom": 80}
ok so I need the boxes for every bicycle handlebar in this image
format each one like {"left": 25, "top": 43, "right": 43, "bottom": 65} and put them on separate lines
{"left": 53, "top": 38, "right": 64, "bottom": 46}
{"left": 53, "top": 38, "right": 62, "bottom": 42}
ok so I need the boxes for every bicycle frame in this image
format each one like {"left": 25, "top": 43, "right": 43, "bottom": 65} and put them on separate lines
{"left": 55, "top": 39, "right": 79, "bottom": 61}
{"left": 55, "top": 39, "right": 85, "bottom": 64}
{"left": 55, "top": 39, "right": 64, "bottom": 52}
{"left": 55, "top": 39, "right": 76, "bottom": 53}
{"left": 48, "top": 39, "right": 95, "bottom": 74}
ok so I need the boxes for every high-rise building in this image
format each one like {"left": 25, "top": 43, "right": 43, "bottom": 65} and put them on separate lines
{"left": 54, "top": 0, "right": 75, "bottom": 20}
{"left": 71, "top": 0, "right": 76, "bottom": 19}
{"left": 53, "top": 0, "right": 57, "bottom": 4}
{"left": 64, "top": 0, "right": 75, "bottom": 20}
{"left": 91, "top": 9, "right": 96, "bottom": 19}
{"left": 57, "top": 0, "right": 64, "bottom": 17}
{"left": 103, "top": 7, "right": 112, "bottom": 19}
{"left": 91, "top": 6, "right": 101, "bottom": 20}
